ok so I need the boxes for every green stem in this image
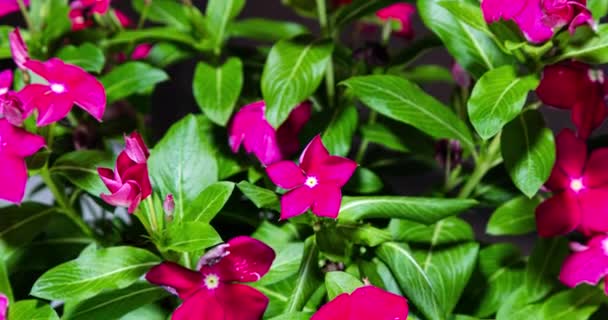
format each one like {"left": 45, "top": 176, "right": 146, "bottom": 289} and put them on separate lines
{"left": 16, "top": 0, "right": 33, "bottom": 31}
{"left": 355, "top": 111, "right": 377, "bottom": 163}
{"left": 137, "top": 0, "right": 153, "bottom": 30}
{"left": 457, "top": 134, "right": 502, "bottom": 199}
{"left": 381, "top": 21, "right": 392, "bottom": 46}
{"left": 145, "top": 197, "right": 159, "bottom": 233}
{"left": 316, "top": 0, "right": 335, "bottom": 108}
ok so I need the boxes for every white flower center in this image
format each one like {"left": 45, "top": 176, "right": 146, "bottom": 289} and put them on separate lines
{"left": 305, "top": 176, "right": 318, "bottom": 188}
{"left": 50, "top": 83, "right": 66, "bottom": 93}
{"left": 569, "top": 178, "right": 585, "bottom": 193}
{"left": 203, "top": 273, "right": 220, "bottom": 290}
{"left": 588, "top": 69, "right": 605, "bottom": 83}
{"left": 0, "top": 88, "right": 8, "bottom": 95}
{"left": 602, "top": 238, "right": 608, "bottom": 256}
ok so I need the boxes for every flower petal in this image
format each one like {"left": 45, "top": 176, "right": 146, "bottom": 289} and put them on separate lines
{"left": 311, "top": 292, "right": 352, "bottom": 320}
{"left": 535, "top": 190, "right": 581, "bottom": 237}
{"left": 584, "top": 148, "right": 608, "bottom": 188}
{"left": 284, "top": 101, "right": 312, "bottom": 135}
{"left": 0, "top": 293, "right": 7, "bottom": 320}
{"left": 0, "top": 152, "right": 27, "bottom": 203}
{"left": 0, "top": 70, "right": 13, "bottom": 94}
{"left": 555, "top": 129, "right": 587, "bottom": 179}
{"left": 98, "top": 167, "right": 122, "bottom": 193}
{"left": 315, "top": 156, "right": 357, "bottom": 187}
{"left": 312, "top": 184, "right": 342, "bottom": 219}
{"left": 71, "top": 73, "right": 106, "bottom": 122}
{"left": 577, "top": 187, "right": 608, "bottom": 235}
{"left": 172, "top": 290, "right": 224, "bottom": 320}
{"left": 266, "top": 161, "right": 305, "bottom": 189}
{"left": 280, "top": 186, "right": 314, "bottom": 219}
{"left": 481, "top": 0, "right": 528, "bottom": 22}
{"left": 536, "top": 62, "right": 588, "bottom": 110}
{"left": 375, "top": 3, "right": 416, "bottom": 38}
{"left": 559, "top": 236, "right": 608, "bottom": 289}
{"left": 9, "top": 28, "right": 29, "bottom": 69}
{"left": 16, "top": 84, "right": 47, "bottom": 117}
{"left": 0, "top": 119, "right": 45, "bottom": 157}
{"left": 299, "top": 135, "right": 330, "bottom": 173}
{"left": 350, "top": 286, "right": 409, "bottom": 319}
{"left": 211, "top": 236, "right": 275, "bottom": 282}
{"left": 571, "top": 87, "right": 607, "bottom": 139}
{"left": 124, "top": 132, "right": 149, "bottom": 163}
{"left": 145, "top": 262, "right": 202, "bottom": 299}
{"left": 122, "top": 163, "right": 152, "bottom": 199}
{"left": 216, "top": 284, "right": 269, "bottom": 320}
{"left": 100, "top": 181, "right": 141, "bottom": 211}
{"left": 513, "top": 0, "right": 555, "bottom": 43}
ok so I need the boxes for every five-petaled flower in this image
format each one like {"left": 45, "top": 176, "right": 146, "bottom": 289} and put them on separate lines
{"left": 146, "top": 236, "right": 275, "bottom": 320}
{"left": 229, "top": 100, "right": 311, "bottom": 166}
{"left": 0, "top": 119, "right": 45, "bottom": 204}
{"left": 311, "top": 286, "right": 409, "bottom": 320}
{"left": 560, "top": 234, "right": 608, "bottom": 295}
{"left": 266, "top": 135, "right": 357, "bottom": 219}
{"left": 535, "top": 129, "right": 608, "bottom": 237}
{"left": 0, "top": 293, "right": 7, "bottom": 320}
{"left": 69, "top": 0, "right": 110, "bottom": 31}
{"left": 536, "top": 61, "right": 608, "bottom": 139}
{"left": 481, "top": 0, "right": 594, "bottom": 43}
{"left": 98, "top": 132, "right": 152, "bottom": 213}
{"left": 0, "top": 0, "right": 30, "bottom": 18}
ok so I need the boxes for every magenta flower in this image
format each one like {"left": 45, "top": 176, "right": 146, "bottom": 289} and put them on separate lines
{"left": 146, "top": 236, "right": 275, "bottom": 320}
{"left": 481, "top": 0, "right": 594, "bottom": 43}
{"left": 229, "top": 100, "right": 311, "bottom": 166}
{"left": 0, "top": 293, "right": 7, "bottom": 320}
{"left": 131, "top": 44, "right": 153, "bottom": 60}
{"left": 312, "top": 286, "right": 408, "bottom": 320}
{"left": 560, "top": 234, "right": 608, "bottom": 295}
{"left": 0, "top": 70, "right": 12, "bottom": 97}
{"left": 114, "top": 9, "right": 133, "bottom": 28}
{"left": 9, "top": 28, "right": 29, "bottom": 70}
{"left": 98, "top": 132, "right": 152, "bottom": 213}
{"left": 18, "top": 58, "right": 106, "bottom": 126}
{"left": 536, "top": 61, "right": 607, "bottom": 139}
{"left": 266, "top": 135, "right": 357, "bottom": 219}
{"left": 375, "top": 3, "right": 416, "bottom": 39}
{"left": 535, "top": 129, "right": 608, "bottom": 237}
{"left": 0, "top": 0, "right": 29, "bottom": 17}
{"left": 69, "top": 0, "right": 110, "bottom": 31}
{"left": 0, "top": 119, "right": 45, "bottom": 203}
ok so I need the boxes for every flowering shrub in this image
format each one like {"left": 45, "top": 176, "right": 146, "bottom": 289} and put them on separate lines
{"left": 1, "top": 0, "right": 608, "bottom": 319}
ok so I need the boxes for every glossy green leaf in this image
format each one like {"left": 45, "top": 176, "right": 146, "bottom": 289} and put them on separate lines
{"left": 325, "top": 271, "right": 363, "bottom": 300}
{"left": 0, "top": 203, "right": 56, "bottom": 260}
{"left": 146, "top": 42, "right": 191, "bottom": 68}
{"left": 120, "top": 304, "right": 167, "bottom": 320}
{"left": 401, "top": 65, "right": 455, "bottom": 84}
{"left": 323, "top": 105, "right": 358, "bottom": 157}
{"left": 149, "top": 115, "right": 219, "bottom": 219}
{"left": 51, "top": 150, "right": 114, "bottom": 196}
{"left": 468, "top": 66, "right": 539, "bottom": 139}
{"left": 496, "top": 287, "right": 537, "bottom": 320}
{"left": 358, "top": 258, "right": 403, "bottom": 295}
{"left": 360, "top": 123, "right": 409, "bottom": 152}
{"left": 0, "top": 259, "right": 12, "bottom": 302}
{"left": 237, "top": 181, "right": 280, "bottom": 211}
{"left": 317, "top": 225, "right": 354, "bottom": 263}
{"left": 262, "top": 38, "right": 333, "bottom": 127}
{"left": 193, "top": 58, "right": 243, "bottom": 126}
{"left": 342, "top": 75, "right": 474, "bottom": 151}
{"left": 133, "top": 0, "right": 192, "bottom": 31}
{"left": 501, "top": 110, "right": 556, "bottom": 198}
{"left": 589, "top": 0, "right": 608, "bottom": 19}
{"left": 284, "top": 237, "right": 322, "bottom": 313}
{"left": 438, "top": 0, "right": 491, "bottom": 34}
{"left": 30, "top": 0, "right": 70, "bottom": 45}
{"left": 252, "top": 222, "right": 299, "bottom": 249}
{"left": 8, "top": 300, "right": 59, "bottom": 320}
{"left": 164, "top": 222, "right": 222, "bottom": 253}
{"left": 56, "top": 43, "right": 105, "bottom": 73}
{"left": 557, "top": 24, "right": 608, "bottom": 63}
{"left": 229, "top": 19, "right": 308, "bottom": 41}
{"left": 62, "top": 282, "right": 169, "bottom": 320}
{"left": 258, "top": 242, "right": 304, "bottom": 286}
{"left": 31, "top": 246, "right": 160, "bottom": 301}
{"left": 205, "top": 0, "right": 245, "bottom": 52}
{"left": 345, "top": 167, "right": 384, "bottom": 194}
{"left": 101, "top": 62, "right": 168, "bottom": 104}
{"left": 487, "top": 196, "right": 540, "bottom": 236}
{"left": 389, "top": 217, "right": 474, "bottom": 244}
{"left": 535, "top": 286, "right": 604, "bottom": 319}
{"left": 183, "top": 182, "right": 235, "bottom": 223}
{"left": 524, "top": 238, "right": 569, "bottom": 303}
{"left": 338, "top": 196, "right": 477, "bottom": 224}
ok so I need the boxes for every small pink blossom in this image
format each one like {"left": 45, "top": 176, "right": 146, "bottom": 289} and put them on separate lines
{"left": 266, "top": 135, "right": 357, "bottom": 219}
{"left": 0, "top": 0, "right": 29, "bottom": 17}
{"left": 146, "top": 236, "right": 275, "bottom": 320}
{"left": 481, "top": 0, "right": 594, "bottom": 43}
{"left": 536, "top": 61, "right": 608, "bottom": 139}
{"left": 0, "top": 293, "right": 7, "bottom": 320}
{"left": 98, "top": 132, "right": 152, "bottom": 213}
{"left": 163, "top": 194, "right": 175, "bottom": 215}
{"left": 375, "top": 3, "right": 416, "bottom": 39}
{"left": 18, "top": 58, "right": 106, "bottom": 126}
{"left": 229, "top": 100, "right": 311, "bottom": 166}
{"left": 131, "top": 43, "right": 153, "bottom": 60}
{"left": 311, "top": 286, "right": 409, "bottom": 320}
{"left": 9, "top": 28, "right": 29, "bottom": 70}
{"left": 559, "top": 234, "right": 608, "bottom": 295}
{"left": 535, "top": 129, "right": 608, "bottom": 237}
{"left": 0, "top": 119, "right": 45, "bottom": 203}
{"left": 114, "top": 9, "right": 133, "bottom": 28}
{"left": 69, "top": 0, "right": 110, "bottom": 31}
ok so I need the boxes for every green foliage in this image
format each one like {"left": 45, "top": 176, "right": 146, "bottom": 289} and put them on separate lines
{"left": 56, "top": 43, "right": 105, "bottom": 73}
{"left": 487, "top": 196, "right": 540, "bottom": 236}
{"left": 100, "top": 62, "right": 168, "bottom": 104}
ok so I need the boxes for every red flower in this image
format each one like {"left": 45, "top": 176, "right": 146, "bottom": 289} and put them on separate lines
{"left": 98, "top": 132, "right": 152, "bottom": 213}
{"left": 146, "top": 236, "right": 275, "bottom": 320}
{"left": 266, "top": 135, "right": 357, "bottom": 219}
{"left": 535, "top": 129, "right": 608, "bottom": 237}
{"left": 312, "top": 286, "right": 408, "bottom": 320}
{"left": 536, "top": 61, "right": 608, "bottom": 139}
{"left": 560, "top": 234, "right": 608, "bottom": 295}
{"left": 0, "top": 0, "right": 30, "bottom": 17}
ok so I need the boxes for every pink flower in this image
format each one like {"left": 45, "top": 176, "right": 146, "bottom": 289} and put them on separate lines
{"left": 481, "top": 0, "right": 594, "bottom": 43}
{"left": 559, "top": 234, "right": 608, "bottom": 295}
{"left": 0, "top": 293, "right": 7, "bottom": 320}
{"left": 535, "top": 129, "right": 608, "bottom": 237}
{"left": 0, "top": 119, "right": 45, "bottom": 203}
{"left": 98, "top": 132, "right": 152, "bottom": 213}
{"left": 536, "top": 61, "right": 607, "bottom": 139}
{"left": 266, "top": 135, "right": 357, "bottom": 219}
{"left": 146, "top": 236, "right": 275, "bottom": 320}
{"left": 229, "top": 100, "right": 311, "bottom": 166}
{"left": 69, "top": 0, "right": 110, "bottom": 31}
{"left": 375, "top": 3, "right": 416, "bottom": 39}
{"left": 0, "top": 70, "right": 12, "bottom": 97}
{"left": 131, "top": 43, "right": 153, "bottom": 60}
{"left": 0, "top": 0, "right": 29, "bottom": 17}
{"left": 18, "top": 58, "right": 106, "bottom": 126}
{"left": 311, "top": 286, "right": 408, "bottom": 320}
{"left": 0, "top": 69, "right": 28, "bottom": 126}
{"left": 114, "top": 9, "right": 133, "bottom": 28}
{"left": 9, "top": 28, "right": 29, "bottom": 70}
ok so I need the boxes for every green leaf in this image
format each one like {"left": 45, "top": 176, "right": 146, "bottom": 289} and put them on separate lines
{"left": 417, "top": 0, "right": 513, "bottom": 78}
{"left": 100, "top": 62, "right": 168, "bottom": 104}
{"left": 56, "top": 43, "right": 105, "bottom": 73}
{"left": 183, "top": 182, "right": 235, "bottom": 223}
{"left": 589, "top": 0, "right": 608, "bottom": 20}
{"left": 258, "top": 242, "right": 304, "bottom": 286}
{"left": 284, "top": 237, "right": 322, "bottom": 313}
{"left": 229, "top": 19, "right": 308, "bottom": 41}
{"left": 438, "top": 0, "right": 491, "bottom": 34}
{"left": 345, "top": 167, "right": 384, "bottom": 194}
{"left": 8, "top": 300, "right": 59, "bottom": 320}
{"left": 268, "top": 312, "right": 314, "bottom": 320}
{"left": 120, "top": 304, "right": 167, "bottom": 320}
{"left": 360, "top": 123, "right": 409, "bottom": 152}
{"left": 536, "top": 286, "right": 604, "bottom": 319}
{"left": 149, "top": 115, "right": 219, "bottom": 219}
{"left": 0, "top": 259, "right": 12, "bottom": 302}
{"left": 30, "top": 0, "right": 70, "bottom": 45}
{"left": 252, "top": 222, "right": 299, "bottom": 249}
{"left": 146, "top": 42, "right": 191, "bottom": 68}
{"left": 104, "top": 28, "right": 201, "bottom": 50}
{"left": 501, "top": 110, "right": 556, "bottom": 198}
{"left": 51, "top": 150, "right": 114, "bottom": 196}
{"left": 332, "top": 0, "right": 405, "bottom": 28}
{"left": 557, "top": 24, "right": 608, "bottom": 63}
{"left": 133, "top": 0, "right": 192, "bottom": 31}
{"left": 401, "top": 65, "right": 455, "bottom": 84}
{"left": 0, "top": 203, "right": 56, "bottom": 259}
{"left": 325, "top": 271, "right": 363, "bottom": 300}
{"left": 496, "top": 287, "right": 537, "bottom": 320}
{"left": 524, "top": 238, "right": 569, "bottom": 303}
{"left": 193, "top": 58, "right": 243, "bottom": 126}
{"left": 237, "top": 181, "right": 280, "bottom": 211}
{"left": 316, "top": 225, "right": 354, "bottom": 263}
{"left": 31, "top": 246, "right": 160, "bottom": 301}
{"left": 163, "top": 222, "right": 222, "bottom": 253}
{"left": 389, "top": 217, "right": 473, "bottom": 244}
{"left": 358, "top": 258, "right": 403, "bottom": 295}
{"left": 205, "top": 0, "right": 245, "bottom": 52}
{"left": 262, "top": 38, "right": 334, "bottom": 127}
{"left": 468, "top": 66, "right": 539, "bottom": 139}
{"left": 62, "top": 282, "right": 169, "bottom": 320}
{"left": 338, "top": 196, "right": 477, "bottom": 224}
{"left": 342, "top": 75, "right": 474, "bottom": 151}
{"left": 322, "top": 105, "right": 358, "bottom": 157}
{"left": 377, "top": 242, "right": 444, "bottom": 320}
{"left": 487, "top": 196, "right": 540, "bottom": 236}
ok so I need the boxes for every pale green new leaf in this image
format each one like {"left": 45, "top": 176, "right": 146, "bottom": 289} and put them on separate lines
{"left": 183, "top": 182, "right": 235, "bottom": 223}
{"left": 557, "top": 24, "right": 608, "bottom": 63}
{"left": 8, "top": 300, "right": 59, "bottom": 320}
{"left": 164, "top": 222, "right": 222, "bottom": 253}
{"left": 205, "top": 0, "right": 245, "bottom": 52}
{"left": 193, "top": 58, "right": 243, "bottom": 126}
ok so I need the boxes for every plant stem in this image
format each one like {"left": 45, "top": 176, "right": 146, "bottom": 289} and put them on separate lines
{"left": 355, "top": 110, "right": 377, "bottom": 163}
{"left": 16, "top": 0, "right": 33, "bottom": 31}
{"left": 457, "top": 134, "right": 502, "bottom": 199}
{"left": 137, "top": 0, "right": 153, "bottom": 30}
{"left": 145, "top": 197, "right": 159, "bottom": 232}
{"left": 316, "top": 0, "right": 336, "bottom": 108}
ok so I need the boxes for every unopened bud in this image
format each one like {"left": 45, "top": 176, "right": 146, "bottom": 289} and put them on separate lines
{"left": 451, "top": 63, "right": 471, "bottom": 88}
{"left": 0, "top": 93, "right": 25, "bottom": 126}
{"left": 163, "top": 194, "right": 175, "bottom": 221}
{"left": 435, "top": 139, "right": 463, "bottom": 169}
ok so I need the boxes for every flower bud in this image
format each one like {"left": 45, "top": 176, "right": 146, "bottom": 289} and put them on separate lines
{"left": 163, "top": 194, "right": 175, "bottom": 221}
{"left": 435, "top": 139, "right": 462, "bottom": 169}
